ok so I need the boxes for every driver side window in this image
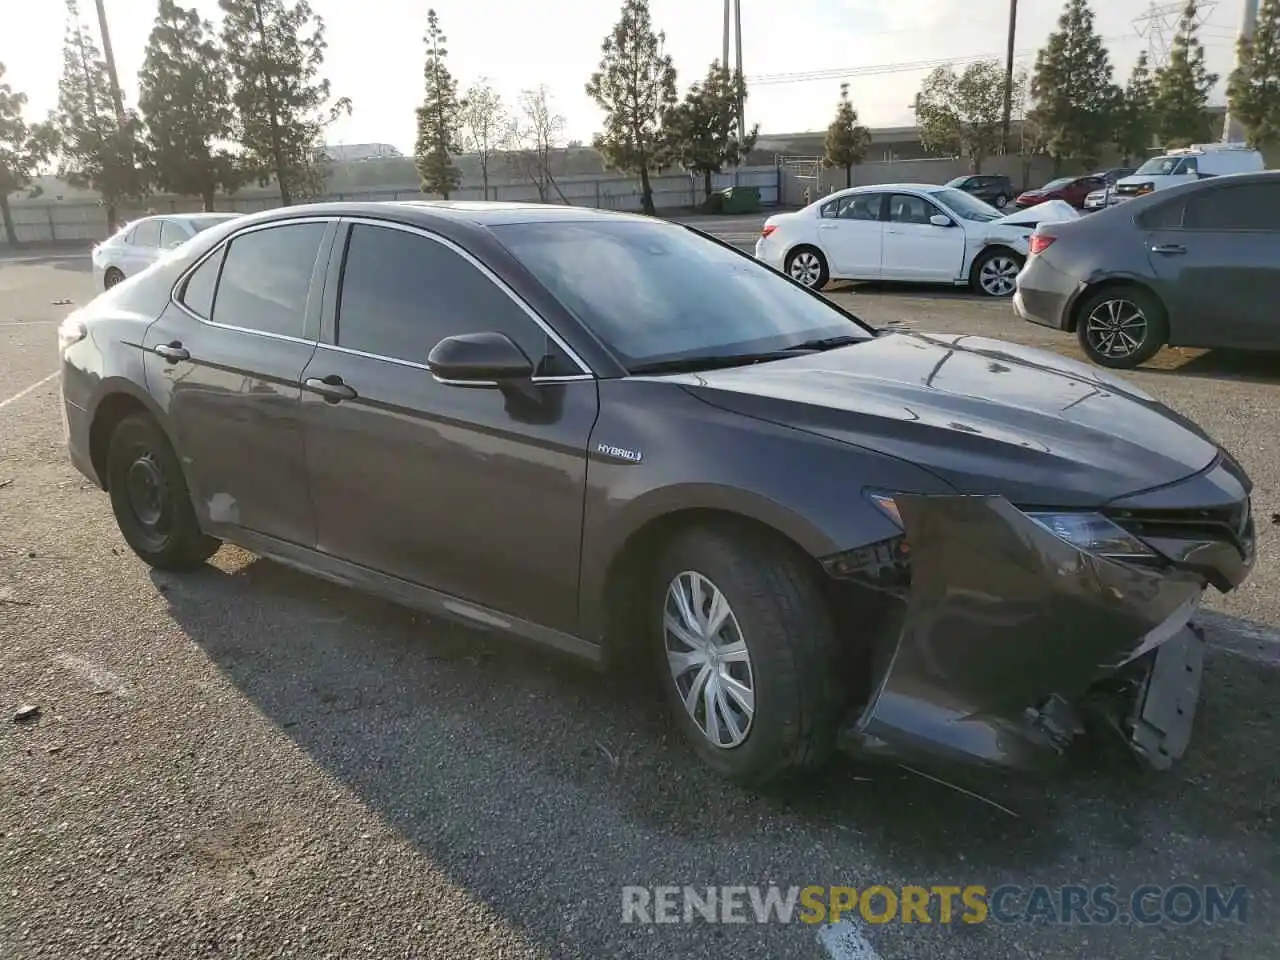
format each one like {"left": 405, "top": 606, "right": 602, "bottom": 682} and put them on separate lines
{"left": 335, "top": 224, "right": 576, "bottom": 376}
{"left": 887, "top": 194, "right": 939, "bottom": 225}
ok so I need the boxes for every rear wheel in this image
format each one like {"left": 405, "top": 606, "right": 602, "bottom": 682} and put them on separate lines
{"left": 105, "top": 413, "right": 220, "bottom": 570}
{"left": 651, "top": 525, "right": 847, "bottom": 786}
{"left": 993, "top": 193, "right": 1010, "bottom": 209}
{"left": 971, "top": 248, "right": 1023, "bottom": 298}
{"left": 1075, "top": 285, "right": 1168, "bottom": 369}
{"left": 785, "top": 246, "right": 829, "bottom": 290}
{"left": 103, "top": 267, "right": 124, "bottom": 289}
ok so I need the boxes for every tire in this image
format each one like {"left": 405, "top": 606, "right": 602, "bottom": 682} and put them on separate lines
{"left": 993, "top": 193, "right": 1010, "bottom": 209}
{"left": 105, "top": 412, "right": 220, "bottom": 570}
{"left": 970, "top": 248, "right": 1023, "bottom": 298}
{"left": 1075, "top": 284, "right": 1168, "bottom": 369}
{"left": 785, "top": 246, "right": 829, "bottom": 290}
{"left": 103, "top": 267, "right": 124, "bottom": 290}
{"left": 650, "top": 524, "right": 847, "bottom": 786}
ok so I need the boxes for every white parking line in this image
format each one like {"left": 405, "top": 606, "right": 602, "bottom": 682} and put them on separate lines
{"left": 817, "top": 919, "right": 881, "bottom": 960}
{"left": 0, "top": 371, "right": 58, "bottom": 410}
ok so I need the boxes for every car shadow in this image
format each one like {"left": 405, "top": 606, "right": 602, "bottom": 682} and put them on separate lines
{"left": 1142, "top": 348, "right": 1280, "bottom": 385}
{"left": 149, "top": 554, "right": 1280, "bottom": 954}
{"left": 832, "top": 280, "right": 993, "bottom": 303}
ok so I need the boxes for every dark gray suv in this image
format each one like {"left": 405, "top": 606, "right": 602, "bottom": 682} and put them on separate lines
{"left": 58, "top": 201, "right": 1254, "bottom": 786}
{"left": 944, "top": 174, "right": 1016, "bottom": 209}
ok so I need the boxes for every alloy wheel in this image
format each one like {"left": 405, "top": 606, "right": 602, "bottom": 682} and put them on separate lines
{"left": 978, "top": 255, "right": 1020, "bottom": 297}
{"left": 104, "top": 269, "right": 123, "bottom": 288}
{"left": 663, "top": 570, "right": 755, "bottom": 749}
{"left": 788, "top": 251, "right": 823, "bottom": 287}
{"left": 1084, "top": 298, "right": 1147, "bottom": 359}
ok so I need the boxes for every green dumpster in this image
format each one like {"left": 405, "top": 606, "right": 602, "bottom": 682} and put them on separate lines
{"left": 719, "top": 185, "right": 761, "bottom": 214}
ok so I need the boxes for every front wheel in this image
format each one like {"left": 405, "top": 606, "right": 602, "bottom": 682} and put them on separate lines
{"left": 1075, "top": 285, "right": 1168, "bottom": 369}
{"left": 971, "top": 248, "right": 1023, "bottom": 298}
{"left": 652, "top": 525, "right": 847, "bottom": 786}
{"left": 106, "top": 413, "right": 221, "bottom": 570}
{"left": 785, "top": 246, "right": 829, "bottom": 290}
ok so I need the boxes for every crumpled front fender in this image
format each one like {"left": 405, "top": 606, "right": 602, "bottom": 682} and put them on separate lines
{"left": 843, "top": 495, "right": 1204, "bottom": 770}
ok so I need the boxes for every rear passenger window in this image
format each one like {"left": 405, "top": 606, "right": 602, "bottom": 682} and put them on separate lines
{"left": 1183, "top": 184, "right": 1280, "bottom": 231}
{"left": 211, "top": 223, "right": 326, "bottom": 337}
{"left": 336, "top": 223, "right": 571, "bottom": 374}
{"left": 1138, "top": 200, "right": 1185, "bottom": 230}
{"left": 180, "top": 249, "right": 223, "bottom": 319}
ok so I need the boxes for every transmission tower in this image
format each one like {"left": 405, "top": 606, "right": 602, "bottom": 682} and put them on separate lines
{"left": 1134, "top": 0, "right": 1218, "bottom": 67}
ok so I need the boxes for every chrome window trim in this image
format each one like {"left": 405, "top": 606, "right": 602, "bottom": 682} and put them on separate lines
{"left": 339, "top": 216, "right": 594, "bottom": 377}
{"left": 314, "top": 341, "right": 594, "bottom": 385}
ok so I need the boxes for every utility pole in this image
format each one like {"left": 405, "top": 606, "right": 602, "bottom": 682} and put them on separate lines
{"left": 722, "top": 0, "right": 745, "bottom": 141}
{"left": 1222, "top": 0, "right": 1260, "bottom": 141}
{"left": 1001, "top": 0, "right": 1018, "bottom": 153}
{"left": 93, "top": 0, "right": 127, "bottom": 127}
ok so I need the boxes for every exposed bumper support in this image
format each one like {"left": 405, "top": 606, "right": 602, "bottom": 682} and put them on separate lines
{"left": 830, "top": 495, "right": 1215, "bottom": 772}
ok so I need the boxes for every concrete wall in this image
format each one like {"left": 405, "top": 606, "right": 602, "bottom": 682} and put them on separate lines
{"left": 1, "top": 166, "right": 784, "bottom": 246}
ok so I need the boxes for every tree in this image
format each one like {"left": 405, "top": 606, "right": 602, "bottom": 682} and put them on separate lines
{"left": 219, "top": 0, "right": 350, "bottom": 206}
{"left": 1153, "top": 0, "right": 1218, "bottom": 147}
{"left": 1114, "top": 52, "right": 1157, "bottom": 163}
{"left": 138, "top": 0, "right": 240, "bottom": 211}
{"left": 0, "top": 64, "right": 54, "bottom": 246}
{"left": 1029, "top": 0, "right": 1121, "bottom": 167}
{"left": 54, "top": 0, "right": 146, "bottom": 232}
{"left": 585, "top": 0, "right": 678, "bottom": 215}
{"left": 822, "top": 83, "right": 870, "bottom": 187}
{"left": 1228, "top": 0, "right": 1280, "bottom": 147}
{"left": 914, "top": 60, "right": 1008, "bottom": 172}
{"left": 459, "top": 79, "right": 503, "bottom": 200}
{"left": 414, "top": 8, "right": 463, "bottom": 198}
{"left": 505, "top": 85, "right": 565, "bottom": 202}
{"left": 665, "top": 61, "right": 758, "bottom": 202}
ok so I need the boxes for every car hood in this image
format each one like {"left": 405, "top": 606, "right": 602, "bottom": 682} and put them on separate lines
{"left": 674, "top": 332, "right": 1219, "bottom": 506}
{"left": 992, "top": 199, "right": 1079, "bottom": 225}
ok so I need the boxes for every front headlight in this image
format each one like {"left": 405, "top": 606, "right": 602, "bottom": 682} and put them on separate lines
{"left": 1024, "top": 511, "right": 1156, "bottom": 560}
{"left": 57, "top": 313, "right": 87, "bottom": 352}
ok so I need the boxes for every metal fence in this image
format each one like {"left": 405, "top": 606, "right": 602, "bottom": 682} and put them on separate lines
{"left": 0, "top": 166, "right": 784, "bottom": 246}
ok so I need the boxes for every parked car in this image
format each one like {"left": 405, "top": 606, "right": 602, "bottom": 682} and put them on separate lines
{"left": 756, "top": 184, "right": 1078, "bottom": 298}
{"left": 1015, "top": 175, "right": 1107, "bottom": 209}
{"left": 1110, "top": 144, "right": 1265, "bottom": 203}
{"left": 91, "top": 213, "right": 243, "bottom": 291}
{"left": 1014, "top": 171, "right": 1280, "bottom": 368}
{"left": 943, "top": 174, "right": 1016, "bottom": 209}
{"left": 1082, "top": 168, "right": 1136, "bottom": 210}
{"left": 59, "top": 201, "right": 1254, "bottom": 786}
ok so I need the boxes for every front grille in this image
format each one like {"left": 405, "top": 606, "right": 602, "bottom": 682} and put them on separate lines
{"left": 1115, "top": 183, "right": 1146, "bottom": 196}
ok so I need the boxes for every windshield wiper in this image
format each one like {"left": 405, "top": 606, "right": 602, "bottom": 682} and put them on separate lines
{"left": 629, "top": 350, "right": 808, "bottom": 375}
{"left": 781, "top": 334, "right": 864, "bottom": 352}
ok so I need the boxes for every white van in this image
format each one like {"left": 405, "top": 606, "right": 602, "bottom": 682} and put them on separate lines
{"left": 1109, "top": 143, "right": 1265, "bottom": 203}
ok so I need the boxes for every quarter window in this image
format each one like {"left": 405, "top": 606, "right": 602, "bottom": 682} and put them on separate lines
{"left": 210, "top": 223, "right": 326, "bottom": 337}
{"left": 132, "top": 219, "right": 161, "bottom": 247}
{"left": 336, "top": 224, "right": 571, "bottom": 374}
{"left": 179, "top": 249, "right": 224, "bottom": 319}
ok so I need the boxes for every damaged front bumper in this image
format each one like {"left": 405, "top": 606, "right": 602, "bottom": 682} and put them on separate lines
{"left": 823, "top": 482, "right": 1254, "bottom": 773}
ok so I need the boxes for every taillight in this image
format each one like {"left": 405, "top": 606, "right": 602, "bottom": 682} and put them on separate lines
{"left": 1028, "top": 234, "right": 1056, "bottom": 256}
{"left": 761, "top": 224, "right": 776, "bottom": 238}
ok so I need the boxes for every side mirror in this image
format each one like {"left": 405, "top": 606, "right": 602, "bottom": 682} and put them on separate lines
{"left": 427, "top": 331, "right": 534, "bottom": 383}
{"left": 929, "top": 214, "right": 953, "bottom": 227}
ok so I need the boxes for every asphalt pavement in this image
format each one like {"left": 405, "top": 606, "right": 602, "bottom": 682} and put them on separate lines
{"left": 2, "top": 231, "right": 1279, "bottom": 959}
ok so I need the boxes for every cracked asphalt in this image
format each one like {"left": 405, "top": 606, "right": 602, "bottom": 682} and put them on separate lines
{"left": 2, "top": 223, "right": 1278, "bottom": 959}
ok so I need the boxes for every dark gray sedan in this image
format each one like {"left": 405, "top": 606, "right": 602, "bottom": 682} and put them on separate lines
{"left": 58, "top": 201, "right": 1254, "bottom": 787}
{"left": 1014, "top": 170, "right": 1280, "bottom": 368}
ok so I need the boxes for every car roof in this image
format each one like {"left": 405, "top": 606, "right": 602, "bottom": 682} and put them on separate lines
{"left": 203, "top": 200, "right": 659, "bottom": 233}
{"left": 827, "top": 183, "right": 948, "bottom": 200}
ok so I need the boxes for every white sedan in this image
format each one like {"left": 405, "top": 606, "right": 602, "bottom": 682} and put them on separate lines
{"left": 91, "top": 212, "right": 242, "bottom": 291}
{"left": 755, "top": 184, "right": 1078, "bottom": 298}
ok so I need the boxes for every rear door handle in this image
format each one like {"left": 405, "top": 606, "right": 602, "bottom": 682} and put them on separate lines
{"left": 304, "top": 375, "right": 358, "bottom": 403}
{"left": 152, "top": 342, "right": 189, "bottom": 362}
{"left": 1150, "top": 243, "right": 1187, "bottom": 255}
{"left": 817, "top": 223, "right": 837, "bottom": 231}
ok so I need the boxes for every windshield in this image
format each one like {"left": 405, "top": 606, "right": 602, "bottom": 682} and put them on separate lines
{"left": 1135, "top": 155, "right": 1188, "bottom": 176}
{"left": 944, "top": 176, "right": 969, "bottom": 188}
{"left": 1041, "top": 177, "right": 1074, "bottom": 190}
{"left": 932, "top": 188, "right": 1001, "bottom": 222}
{"left": 493, "top": 219, "right": 871, "bottom": 371}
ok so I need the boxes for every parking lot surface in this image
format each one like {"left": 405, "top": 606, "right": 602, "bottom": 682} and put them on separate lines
{"left": 2, "top": 227, "right": 1278, "bottom": 959}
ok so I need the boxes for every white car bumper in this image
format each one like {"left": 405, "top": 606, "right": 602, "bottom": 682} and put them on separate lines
{"left": 754, "top": 236, "right": 786, "bottom": 271}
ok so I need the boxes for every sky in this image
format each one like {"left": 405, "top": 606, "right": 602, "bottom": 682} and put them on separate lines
{"left": 0, "top": 0, "right": 1247, "bottom": 152}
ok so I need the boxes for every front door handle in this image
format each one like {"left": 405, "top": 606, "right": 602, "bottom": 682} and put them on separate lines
{"left": 817, "top": 223, "right": 838, "bottom": 230}
{"left": 304, "top": 375, "right": 358, "bottom": 403}
{"left": 152, "top": 341, "right": 189, "bottom": 362}
{"left": 1150, "top": 243, "right": 1187, "bottom": 255}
